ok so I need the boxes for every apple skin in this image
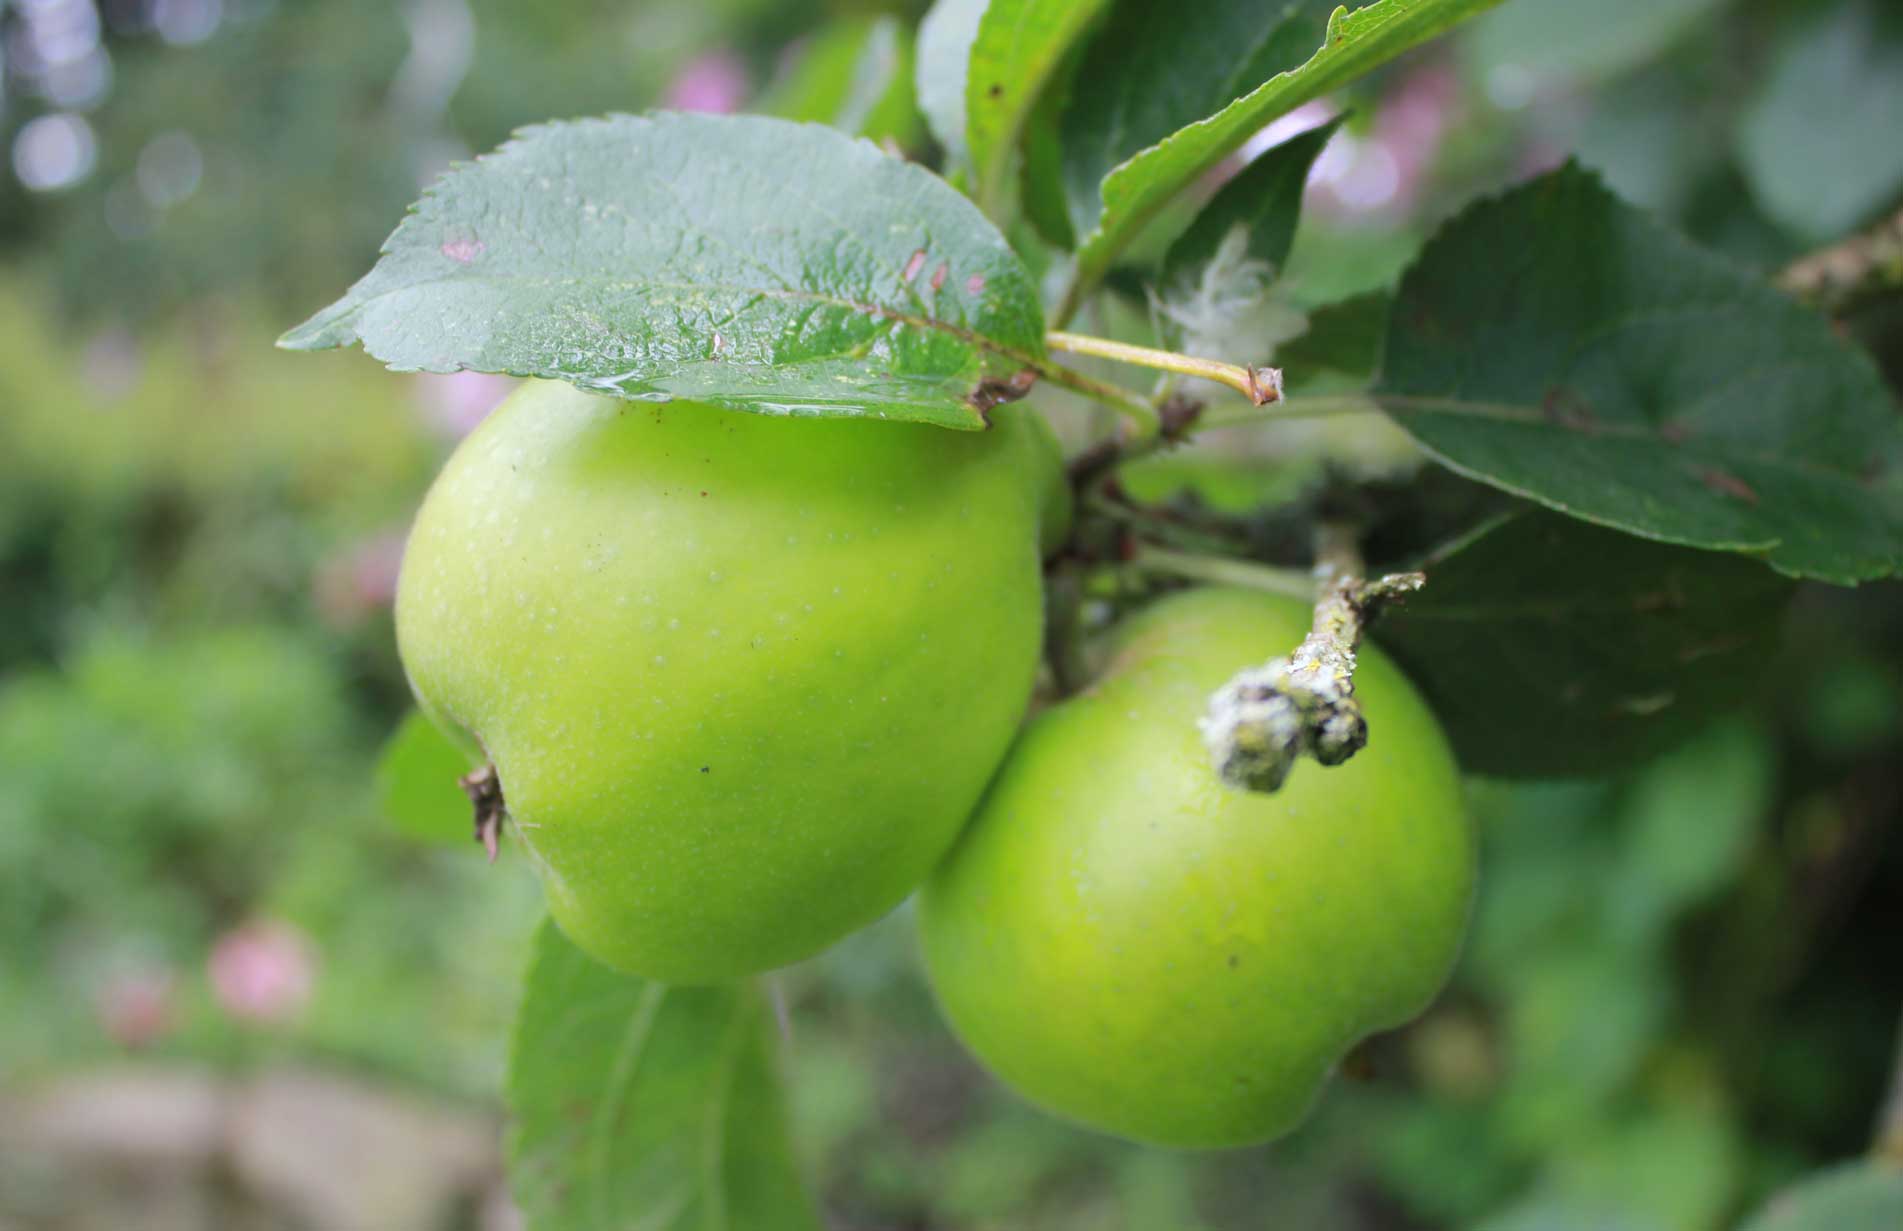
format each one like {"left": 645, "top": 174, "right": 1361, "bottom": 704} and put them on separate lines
{"left": 396, "top": 380, "right": 1065, "bottom": 982}
{"left": 919, "top": 587, "right": 1473, "bottom": 1148}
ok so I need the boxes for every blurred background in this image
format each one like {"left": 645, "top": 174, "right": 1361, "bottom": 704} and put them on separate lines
{"left": 1, "top": 1, "right": 1900, "bottom": 1228}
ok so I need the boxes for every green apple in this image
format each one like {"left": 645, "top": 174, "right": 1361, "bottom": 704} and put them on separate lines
{"left": 919, "top": 586, "right": 1473, "bottom": 1148}
{"left": 397, "top": 380, "right": 1065, "bottom": 982}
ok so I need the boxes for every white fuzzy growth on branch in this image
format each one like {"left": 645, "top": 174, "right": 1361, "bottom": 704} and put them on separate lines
{"left": 1199, "top": 526, "right": 1423, "bottom": 793}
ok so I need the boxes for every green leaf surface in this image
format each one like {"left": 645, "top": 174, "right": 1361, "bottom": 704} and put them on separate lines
{"left": 1378, "top": 165, "right": 1903, "bottom": 584}
{"left": 1736, "top": 0, "right": 1903, "bottom": 242}
{"left": 1614, "top": 719, "right": 1772, "bottom": 930}
{"left": 282, "top": 113, "right": 1045, "bottom": 431}
{"left": 1018, "top": 42, "right": 1084, "bottom": 250}
{"left": 1736, "top": 1163, "right": 1903, "bottom": 1231}
{"left": 1376, "top": 510, "right": 1794, "bottom": 777}
{"left": 508, "top": 919, "right": 819, "bottom": 1231}
{"left": 964, "top": 0, "right": 1113, "bottom": 214}
{"left": 1462, "top": 0, "right": 1725, "bottom": 85}
{"left": 1275, "top": 289, "right": 1390, "bottom": 392}
{"left": 374, "top": 710, "right": 481, "bottom": 846}
{"left": 1058, "top": 0, "right": 1504, "bottom": 319}
{"left": 916, "top": 0, "right": 989, "bottom": 169}
{"left": 1163, "top": 117, "right": 1341, "bottom": 287}
{"left": 757, "top": 16, "right": 924, "bottom": 147}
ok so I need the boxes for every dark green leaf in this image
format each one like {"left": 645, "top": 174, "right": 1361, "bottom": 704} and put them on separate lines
{"left": 1275, "top": 290, "right": 1391, "bottom": 392}
{"left": 1057, "top": 0, "right": 1505, "bottom": 319}
{"left": 1018, "top": 42, "right": 1083, "bottom": 250}
{"left": 1378, "top": 165, "right": 1903, "bottom": 584}
{"left": 916, "top": 0, "right": 988, "bottom": 169}
{"left": 375, "top": 710, "right": 480, "bottom": 846}
{"left": 508, "top": 920, "right": 820, "bottom": 1231}
{"left": 1736, "top": 1163, "right": 1903, "bottom": 1231}
{"left": 282, "top": 114, "right": 1045, "bottom": 431}
{"left": 1164, "top": 117, "right": 1342, "bottom": 287}
{"left": 965, "top": 0, "right": 1114, "bottom": 214}
{"left": 757, "top": 17, "right": 924, "bottom": 147}
{"left": 1376, "top": 510, "right": 1794, "bottom": 777}
{"left": 1462, "top": 0, "right": 1725, "bottom": 85}
{"left": 1736, "top": 0, "right": 1903, "bottom": 242}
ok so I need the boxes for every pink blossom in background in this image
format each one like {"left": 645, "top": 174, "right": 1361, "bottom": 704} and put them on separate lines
{"left": 1517, "top": 137, "right": 1571, "bottom": 181}
{"left": 208, "top": 920, "right": 316, "bottom": 1025}
{"left": 413, "top": 370, "right": 516, "bottom": 439}
{"left": 1308, "top": 65, "right": 1462, "bottom": 220}
{"left": 314, "top": 528, "right": 408, "bottom": 625}
{"left": 80, "top": 327, "right": 144, "bottom": 401}
{"left": 94, "top": 964, "right": 178, "bottom": 1048}
{"left": 663, "top": 49, "right": 748, "bottom": 114}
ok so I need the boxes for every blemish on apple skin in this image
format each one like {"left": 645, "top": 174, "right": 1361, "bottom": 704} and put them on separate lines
{"left": 441, "top": 237, "right": 485, "bottom": 263}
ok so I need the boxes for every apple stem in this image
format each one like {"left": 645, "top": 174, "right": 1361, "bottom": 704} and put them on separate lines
{"left": 459, "top": 764, "right": 507, "bottom": 863}
{"left": 1198, "top": 523, "right": 1424, "bottom": 793}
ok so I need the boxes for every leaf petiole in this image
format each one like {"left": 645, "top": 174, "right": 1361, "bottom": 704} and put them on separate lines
{"left": 1046, "top": 331, "right": 1284, "bottom": 407}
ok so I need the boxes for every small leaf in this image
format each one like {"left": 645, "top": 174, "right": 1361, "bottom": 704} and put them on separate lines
{"left": 375, "top": 710, "right": 480, "bottom": 846}
{"left": 1378, "top": 165, "right": 1903, "bottom": 584}
{"left": 757, "top": 17, "right": 924, "bottom": 147}
{"left": 1163, "top": 117, "right": 1341, "bottom": 287}
{"left": 916, "top": 0, "right": 989, "bottom": 169}
{"left": 282, "top": 113, "right": 1046, "bottom": 431}
{"left": 1058, "top": 0, "right": 1504, "bottom": 318}
{"left": 1736, "top": 0, "right": 1903, "bottom": 242}
{"left": 508, "top": 920, "right": 820, "bottom": 1231}
{"left": 1735, "top": 1163, "right": 1903, "bottom": 1231}
{"left": 1376, "top": 510, "right": 1794, "bottom": 777}
{"left": 964, "top": 0, "right": 1114, "bottom": 214}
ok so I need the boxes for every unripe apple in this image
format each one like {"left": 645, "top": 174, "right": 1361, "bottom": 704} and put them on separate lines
{"left": 920, "top": 587, "right": 1473, "bottom": 1147}
{"left": 397, "top": 380, "right": 1065, "bottom": 982}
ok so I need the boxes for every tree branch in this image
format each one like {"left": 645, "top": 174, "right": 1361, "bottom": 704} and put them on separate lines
{"left": 1198, "top": 523, "right": 1423, "bottom": 792}
{"left": 1777, "top": 204, "right": 1903, "bottom": 314}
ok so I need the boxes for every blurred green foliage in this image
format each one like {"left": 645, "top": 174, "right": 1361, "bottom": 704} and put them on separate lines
{"left": 1, "top": 0, "right": 1901, "bottom": 1228}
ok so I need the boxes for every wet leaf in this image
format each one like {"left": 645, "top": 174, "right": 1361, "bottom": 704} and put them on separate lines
{"left": 282, "top": 114, "right": 1045, "bottom": 431}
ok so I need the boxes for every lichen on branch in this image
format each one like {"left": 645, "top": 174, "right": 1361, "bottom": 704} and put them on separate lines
{"left": 1199, "top": 523, "right": 1423, "bottom": 793}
